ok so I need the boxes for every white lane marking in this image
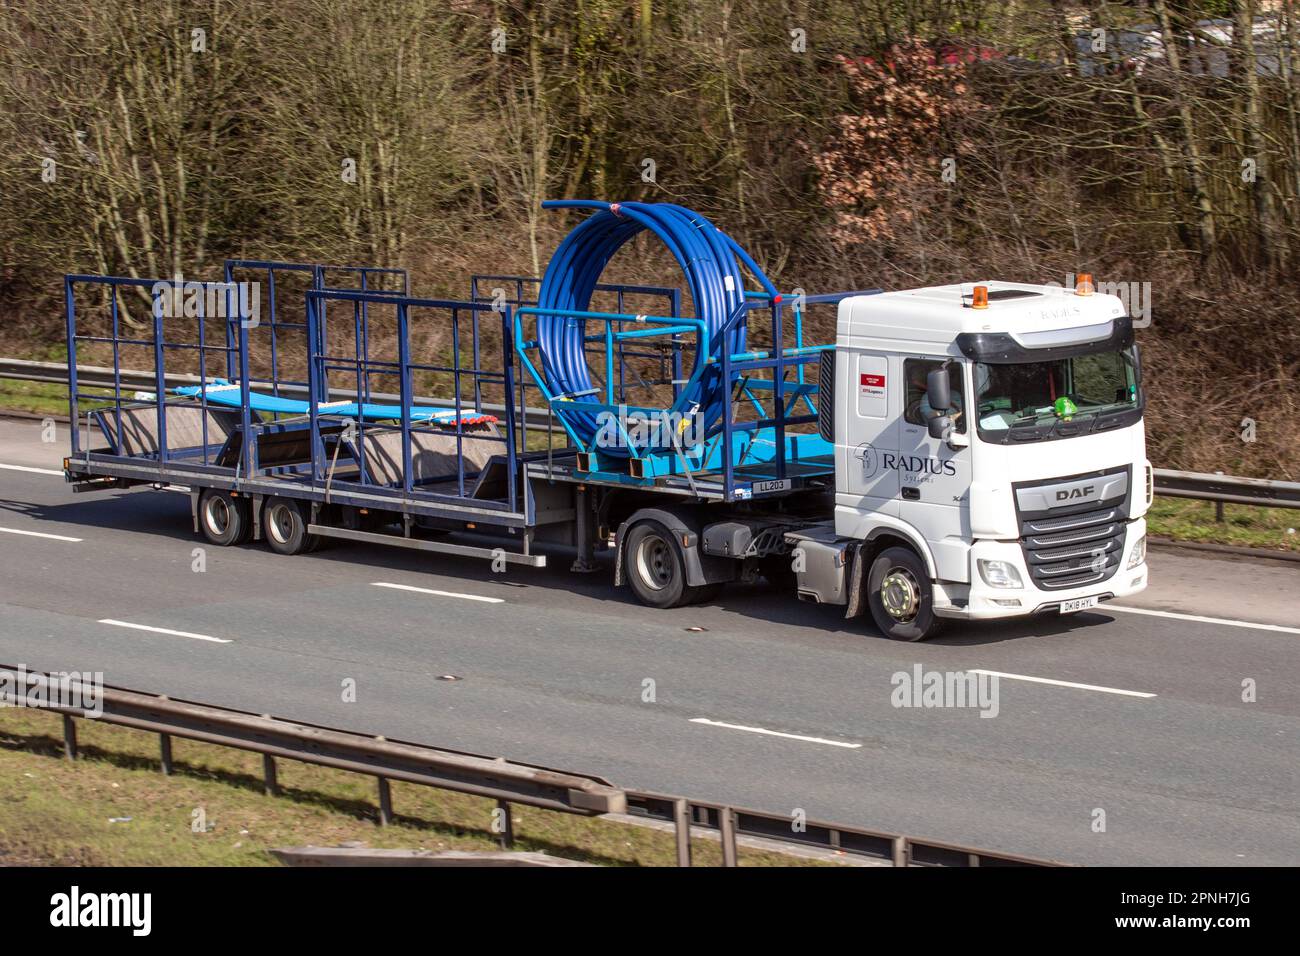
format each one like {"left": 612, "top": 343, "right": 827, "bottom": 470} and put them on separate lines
{"left": 689, "top": 717, "right": 862, "bottom": 749}
{"left": 0, "top": 463, "right": 64, "bottom": 476}
{"left": 371, "top": 581, "right": 504, "bottom": 604}
{"left": 968, "top": 669, "right": 1155, "bottom": 699}
{"left": 98, "top": 619, "right": 231, "bottom": 644}
{"left": 0, "top": 526, "right": 82, "bottom": 542}
{"left": 1107, "top": 604, "right": 1300, "bottom": 636}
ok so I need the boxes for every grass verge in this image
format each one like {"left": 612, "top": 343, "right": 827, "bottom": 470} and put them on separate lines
{"left": 0, "top": 379, "right": 69, "bottom": 417}
{"left": 0, "top": 706, "right": 824, "bottom": 867}
{"left": 1146, "top": 496, "right": 1299, "bottom": 553}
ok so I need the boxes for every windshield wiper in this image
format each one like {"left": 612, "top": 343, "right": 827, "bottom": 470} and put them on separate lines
{"left": 1010, "top": 412, "right": 1053, "bottom": 428}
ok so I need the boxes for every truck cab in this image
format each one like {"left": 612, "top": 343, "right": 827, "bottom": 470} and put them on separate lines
{"left": 828, "top": 279, "right": 1150, "bottom": 640}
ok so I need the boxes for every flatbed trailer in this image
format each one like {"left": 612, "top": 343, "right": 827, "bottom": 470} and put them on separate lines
{"left": 62, "top": 255, "right": 863, "bottom": 611}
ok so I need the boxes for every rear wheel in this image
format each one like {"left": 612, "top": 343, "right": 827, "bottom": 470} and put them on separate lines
{"left": 261, "top": 497, "right": 319, "bottom": 555}
{"left": 624, "top": 520, "right": 721, "bottom": 608}
{"left": 625, "top": 520, "right": 690, "bottom": 608}
{"left": 198, "top": 489, "right": 252, "bottom": 546}
{"left": 866, "top": 546, "right": 943, "bottom": 641}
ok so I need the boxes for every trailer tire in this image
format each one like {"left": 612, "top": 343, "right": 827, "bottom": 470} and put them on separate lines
{"left": 198, "top": 489, "right": 252, "bottom": 547}
{"left": 624, "top": 519, "right": 693, "bottom": 609}
{"left": 261, "top": 497, "right": 319, "bottom": 556}
{"left": 866, "top": 546, "right": 943, "bottom": 642}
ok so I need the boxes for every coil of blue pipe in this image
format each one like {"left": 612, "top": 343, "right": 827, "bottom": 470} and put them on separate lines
{"left": 535, "top": 200, "right": 778, "bottom": 455}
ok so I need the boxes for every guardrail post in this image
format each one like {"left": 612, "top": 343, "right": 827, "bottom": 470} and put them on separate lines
{"left": 159, "top": 733, "right": 173, "bottom": 775}
{"left": 1215, "top": 471, "right": 1225, "bottom": 522}
{"left": 62, "top": 715, "right": 77, "bottom": 761}
{"left": 672, "top": 798, "right": 692, "bottom": 866}
{"left": 892, "top": 836, "right": 908, "bottom": 866}
{"left": 496, "top": 799, "right": 514, "bottom": 849}
{"left": 263, "top": 754, "right": 279, "bottom": 796}
{"left": 719, "top": 807, "right": 738, "bottom": 867}
{"left": 377, "top": 777, "right": 393, "bottom": 826}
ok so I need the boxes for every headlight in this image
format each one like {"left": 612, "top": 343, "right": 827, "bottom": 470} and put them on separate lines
{"left": 1126, "top": 533, "right": 1147, "bottom": 570}
{"left": 978, "top": 559, "right": 1023, "bottom": 589}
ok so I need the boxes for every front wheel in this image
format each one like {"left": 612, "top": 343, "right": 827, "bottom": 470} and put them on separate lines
{"left": 866, "top": 546, "right": 943, "bottom": 641}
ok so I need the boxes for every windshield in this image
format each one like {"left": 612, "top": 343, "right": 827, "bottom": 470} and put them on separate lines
{"left": 975, "top": 346, "right": 1140, "bottom": 442}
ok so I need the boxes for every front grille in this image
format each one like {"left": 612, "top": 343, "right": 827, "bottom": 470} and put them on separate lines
{"left": 1020, "top": 504, "right": 1126, "bottom": 591}
{"left": 1019, "top": 476, "right": 1133, "bottom": 595}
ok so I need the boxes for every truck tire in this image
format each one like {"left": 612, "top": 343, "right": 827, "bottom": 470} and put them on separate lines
{"left": 866, "top": 546, "right": 943, "bottom": 642}
{"left": 262, "top": 497, "right": 319, "bottom": 555}
{"left": 198, "top": 488, "right": 252, "bottom": 546}
{"left": 625, "top": 519, "right": 694, "bottom": 609}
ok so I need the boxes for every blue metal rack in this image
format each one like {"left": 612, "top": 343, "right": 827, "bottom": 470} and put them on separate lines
{"left": 304, "top": 287, "right": 520, "bottom": 514}
{"left": 66, "top": 271, "right": 269, "bottom": 471}
{"left": 470, "top": 274, "right": 683, "bottom": 456}
{"left": 63, "top": 252, "right": 878, "bottom": 520}
{"left": 64, "top": 260, "right": 528, "bottom": 528}
{"left": 511, "top": 282, "right": 880, "bottom": 501}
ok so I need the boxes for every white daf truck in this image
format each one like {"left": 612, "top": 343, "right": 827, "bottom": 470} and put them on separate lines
{"left": 786, "top": 278, "right": 1151, "bottom": 640}
{"left": 65, "top": 259, "right": 1149, "bottom": 646}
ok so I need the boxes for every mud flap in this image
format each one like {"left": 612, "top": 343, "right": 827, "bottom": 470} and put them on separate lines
{"left": 844, "top": 542, "right": 867, "bottom": 619}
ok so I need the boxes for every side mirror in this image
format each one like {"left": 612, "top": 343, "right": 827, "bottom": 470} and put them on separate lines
{"left": 927, "top": 415, "right": 951, "bottom": 440}
{"left": 926, "top": 368, "right": 951, "bottom": 414}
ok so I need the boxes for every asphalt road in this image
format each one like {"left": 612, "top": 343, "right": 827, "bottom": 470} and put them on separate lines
{"left": 1, "top": 418, "right": 1297, "bottom": 865}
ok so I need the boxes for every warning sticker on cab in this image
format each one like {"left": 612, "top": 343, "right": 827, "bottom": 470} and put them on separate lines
{"left": 860, "top": 373, "right": 886, "bottom": 394}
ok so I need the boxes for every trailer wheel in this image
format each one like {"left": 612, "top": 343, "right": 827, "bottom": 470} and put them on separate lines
{"left": 625, "top": 520, "right": 693, "bottom": 609}
{"left": 866, "top": 546, "right": 943, "bottom": 642}
{"left": 198, "top": 489, "right": 252, "bottom": 546}
{"left": 262, "top": 497, "right": 319, "bottom": 556}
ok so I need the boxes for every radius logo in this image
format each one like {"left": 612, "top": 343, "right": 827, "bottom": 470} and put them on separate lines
{"left": 854, "top": 443, "right": 880, "bottom": 479}
{"left": 855, "top": 443, "right": 957, "bottom": 481}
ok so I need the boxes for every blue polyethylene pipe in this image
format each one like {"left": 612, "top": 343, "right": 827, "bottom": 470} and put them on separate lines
{"left": 535, "top": 200, "right": 778, "bottom": 455}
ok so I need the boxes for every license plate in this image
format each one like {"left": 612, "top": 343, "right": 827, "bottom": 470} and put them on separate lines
{"left": 1059, "top": 596, "right": 1100, "bottom": 614}
{"left": 753, "top": 479, "right": 791, "bottom": 494}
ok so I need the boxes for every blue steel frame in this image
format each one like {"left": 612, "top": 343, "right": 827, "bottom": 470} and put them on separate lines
{"left": 511, "top": 284, "right": 881, "bottom": 501}
{"left": 65, "top": 273, "right": 255, "bottom": 469}
{"left": 470, "top": 274, "right": 683, "bottom": 451}
{"left": 710, "top": 290, "right": 880, "bottom": 498}
{"left": 222, "top": 260, "right": 410, "bottom": 402}
{"left": 304, "top": 288, "right": 520, "bottom": 514}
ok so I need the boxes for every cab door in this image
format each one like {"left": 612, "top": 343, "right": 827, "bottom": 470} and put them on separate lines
{"left": 897, "top": 357, "right": 972, "bottom": 582}
{"left": 837, "top": 348, "right": 899, "bottom": 518}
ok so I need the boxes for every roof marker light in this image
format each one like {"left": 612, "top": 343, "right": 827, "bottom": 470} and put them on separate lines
{"left": 971, "top": 285, "right": 988, "bottom": 310}
{"left": 1075, "top": 273, "right": 1094, "bottom": 296}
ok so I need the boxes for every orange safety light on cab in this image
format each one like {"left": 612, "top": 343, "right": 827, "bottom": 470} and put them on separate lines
{"left": 971, "top": 285, "right": 989, "bottom": 310}
{"left": 1075, "top": 273, "right": 1094, "bottom": 296}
